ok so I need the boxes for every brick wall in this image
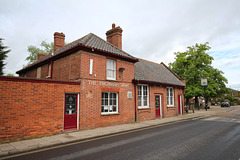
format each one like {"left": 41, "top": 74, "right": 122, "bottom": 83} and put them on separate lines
{"left": 137, "top": 85, "right": 184, "bottom": 121}
{"left": 0, "top": 77, "right": 80, "bottom": 141}
{"left": 22, "top": 49, "right": 135, "bottom": 83}
{"left": 79, "top": 79, "right": 135, "bottom": 129}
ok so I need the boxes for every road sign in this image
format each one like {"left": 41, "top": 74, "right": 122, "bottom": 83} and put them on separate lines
{"left": 201, "top": 78, "right": 207, "bottom": 86}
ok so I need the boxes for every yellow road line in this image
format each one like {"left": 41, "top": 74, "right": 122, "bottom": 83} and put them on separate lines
{"left": 0, "top": 118, "right": 199, "bottom": 160}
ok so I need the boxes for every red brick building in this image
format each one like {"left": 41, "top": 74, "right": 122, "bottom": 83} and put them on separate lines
{"left": 0, "top": 24, "right": 185, "bottom": 141}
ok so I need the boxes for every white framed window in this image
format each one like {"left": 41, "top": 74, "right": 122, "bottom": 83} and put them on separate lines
{"left": 89, "top": 59, "right": 93, "bottom": 75}
{"left": 167, "top": 87, "right": 174, "bottom": 107}
{"left": 138, "top": 85, "right": 149, "bottom": 108}
{"left": 106, "top": 59, "right": 116, "bottom": 80}
{"left": 101, "top": 92, "right": 118, "bottom": 114}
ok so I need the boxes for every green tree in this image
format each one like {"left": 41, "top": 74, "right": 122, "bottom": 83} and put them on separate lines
{"left": 0, "top": 38, "right": 11, "bottom": 76}
{"left": 7, "top": 73, "right": 15, "bottom": 76}
{"left": 25, "top": 41, "right": 54, "bottom": 64}
{"left": 169, "top": 42, "right": 228, "bottom": 108}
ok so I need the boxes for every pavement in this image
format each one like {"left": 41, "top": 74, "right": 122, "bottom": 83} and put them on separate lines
{"left": 0, "top": 105, "right": 238, "bottom": 158}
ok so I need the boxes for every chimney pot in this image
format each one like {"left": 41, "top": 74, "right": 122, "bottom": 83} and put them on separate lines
{"left": 112, "top": 23, "right": 115, "bottom": 29}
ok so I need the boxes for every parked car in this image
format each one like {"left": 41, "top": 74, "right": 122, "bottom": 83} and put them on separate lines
{"left": 221, "top": 102, "right": 230, "bottom": 107}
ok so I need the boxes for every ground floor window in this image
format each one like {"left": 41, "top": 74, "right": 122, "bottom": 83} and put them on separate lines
{"left": 101, "top": 92, "right": 118, "bottom": 113}
{"left": 138, "top": 85, "right": 149, "bottom": 108}
{"left": 167, "top": 87, "right": 174, "bottom": 107}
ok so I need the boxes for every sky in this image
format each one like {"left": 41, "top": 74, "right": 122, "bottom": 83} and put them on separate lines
{"left": 1, "top": 0, "right": 240, "bottom": 90}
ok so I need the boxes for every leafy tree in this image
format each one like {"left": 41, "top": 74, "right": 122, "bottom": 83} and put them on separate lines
{"left": 169, "top": 42, "right": 228, "bottom": 108}
{"left": 25, "top": 41, "right": 54, "bottom": 64}
{"left": 0, "top": 38, "right": 11, "bottom": 76}
{"left": 7, "top": 73, "right": 15, "bottom": 76}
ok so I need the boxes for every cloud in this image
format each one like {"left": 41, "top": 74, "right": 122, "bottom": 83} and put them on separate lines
{"left": 1, "top": 0, "right": 240, "bottom": 90}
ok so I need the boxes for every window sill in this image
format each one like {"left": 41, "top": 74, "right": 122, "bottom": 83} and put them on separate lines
{"left": 106, "top": 78, "right": 116, "bottom": 81}
{"left": 167, "top": 106, "right": 176, "bottom": 108}
{"left": 138, "top": 107, "right": 150, "bottom": 110}
{"left": 101, "top": 112, "right": 120, "bottom": 116}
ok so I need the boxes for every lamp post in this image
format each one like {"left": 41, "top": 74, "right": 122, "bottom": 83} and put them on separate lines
{"left": 201, "top": 78, "right": 208, "bottom": 111}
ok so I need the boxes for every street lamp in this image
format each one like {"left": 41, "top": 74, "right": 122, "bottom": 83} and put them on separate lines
{"left": 201, "top": 78, "right": 208, "bottom": 111}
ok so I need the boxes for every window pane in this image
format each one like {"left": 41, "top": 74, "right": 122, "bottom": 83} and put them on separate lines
{"left": 102, "top": 106, "right": 104, "bottom": 112}
{"left": 105, "top": 99, "right": 108, "bottom": 105}
{"left": 138, "top": 86, "right": 142, "bottom": 95}
{"left": 113, "top": 106, "right": 116, "bottom": 112}
{"left": 170, "top": 88, "right": 173, "bottom": 96}
{"left": 113, "top": 99, "right": 116, "bottom": 105}
{"left": 143, "top": 95, "right": 147, "bottom": 106}
{"left": 138, "top": 96, "right": 142, "bottom": 106}
{"left": 112, "top": 93, "right": 116, "bottom": 98}
{"left": 143, "top": 86, "right": 147, "bottom": 93}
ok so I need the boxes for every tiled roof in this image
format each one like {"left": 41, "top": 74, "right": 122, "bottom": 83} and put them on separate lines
{"left": 54, "top": 33, "right": 137, "bottom": 60}
{"left": 134, "top": 59, "right": 185, "bottom": 86}
{"left": 17, "top": 33, "right": 137, "bottom": 73}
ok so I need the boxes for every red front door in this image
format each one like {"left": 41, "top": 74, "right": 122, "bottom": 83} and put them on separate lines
{"left": 64, "top": 94, "right": 78, "bottom": 130}
{"left": 155, "top": 95, "right": 162, "bottom": 118}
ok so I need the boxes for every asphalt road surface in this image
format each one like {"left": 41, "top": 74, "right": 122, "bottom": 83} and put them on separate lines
{"left": 5, "top": 106, "right": 240, "bottom": 160}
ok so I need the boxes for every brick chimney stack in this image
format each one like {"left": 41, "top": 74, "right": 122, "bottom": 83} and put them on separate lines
{"left": 54, "top": 32, "right": 65, "bottom": 51}
{"left": 37, "top": 53, "right": 45, "bottom": 60}
{"left": 106, "top": 23, "right": 123, "bottom": 50}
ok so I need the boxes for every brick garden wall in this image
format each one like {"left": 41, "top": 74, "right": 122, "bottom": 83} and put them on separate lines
{"left": 0, "top": 76, "right": 80, "bottom": 141}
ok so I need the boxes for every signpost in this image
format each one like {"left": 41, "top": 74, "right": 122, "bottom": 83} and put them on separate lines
{"left": 201, "top": 78, "right": 208, "bottom": 111}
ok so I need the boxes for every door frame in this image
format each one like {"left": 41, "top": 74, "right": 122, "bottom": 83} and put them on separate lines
{"left": 155, "top": 94, "right": 163, "bottom": 118}
{"left": 178, "top": 95, "right": 183, "bottom": 115}
{"left": 63, "top": 93, "right": 80, "bottom": 130}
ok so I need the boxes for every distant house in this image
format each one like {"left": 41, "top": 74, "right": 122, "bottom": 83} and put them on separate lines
{"left": 229, "top": 88, "right": 240, "bottom": 99}
{"left": 0, "top": 24, "right": 185, "bottom": 141}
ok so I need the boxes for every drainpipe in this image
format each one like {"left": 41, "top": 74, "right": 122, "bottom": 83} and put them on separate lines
{"left": 134, "top": 83, "right": 137, "bottom": 122}
{"left": 134, "top": 80, "right": 139, "bottom": 122}
{"left": 50, "top": 60, "right": 53, "bottom": 79}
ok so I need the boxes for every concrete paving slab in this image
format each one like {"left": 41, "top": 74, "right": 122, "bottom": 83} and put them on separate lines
{"left": 9, "top": 141, "right": 29, "bottom": 150}
{"left": 20, "top": 139, "right": 39, "bottom": 148}
{"left": 0, "top": 144, "right": 16, "bottom": 152}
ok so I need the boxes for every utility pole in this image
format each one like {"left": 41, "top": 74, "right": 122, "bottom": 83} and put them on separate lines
{"left": 201, "top": 78, "right": 208, "bottom": 111}
{"left": 204, "top": 85, "right": 207, "bottom": 111}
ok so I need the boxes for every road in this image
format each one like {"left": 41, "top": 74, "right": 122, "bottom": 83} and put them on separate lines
{"left": 4, "top": 106, "right": 240, "bottom": 160}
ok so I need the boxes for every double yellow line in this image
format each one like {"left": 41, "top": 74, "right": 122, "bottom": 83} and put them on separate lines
{"left": 0, "top": 118, "right": 195, "bottom": 160}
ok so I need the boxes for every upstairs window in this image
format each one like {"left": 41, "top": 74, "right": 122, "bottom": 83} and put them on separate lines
{"left": 167, "top": 87, "right": 174, "bottom": 107}
{"left": 106, "top": 59, "right": 116, "bottom": 80}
